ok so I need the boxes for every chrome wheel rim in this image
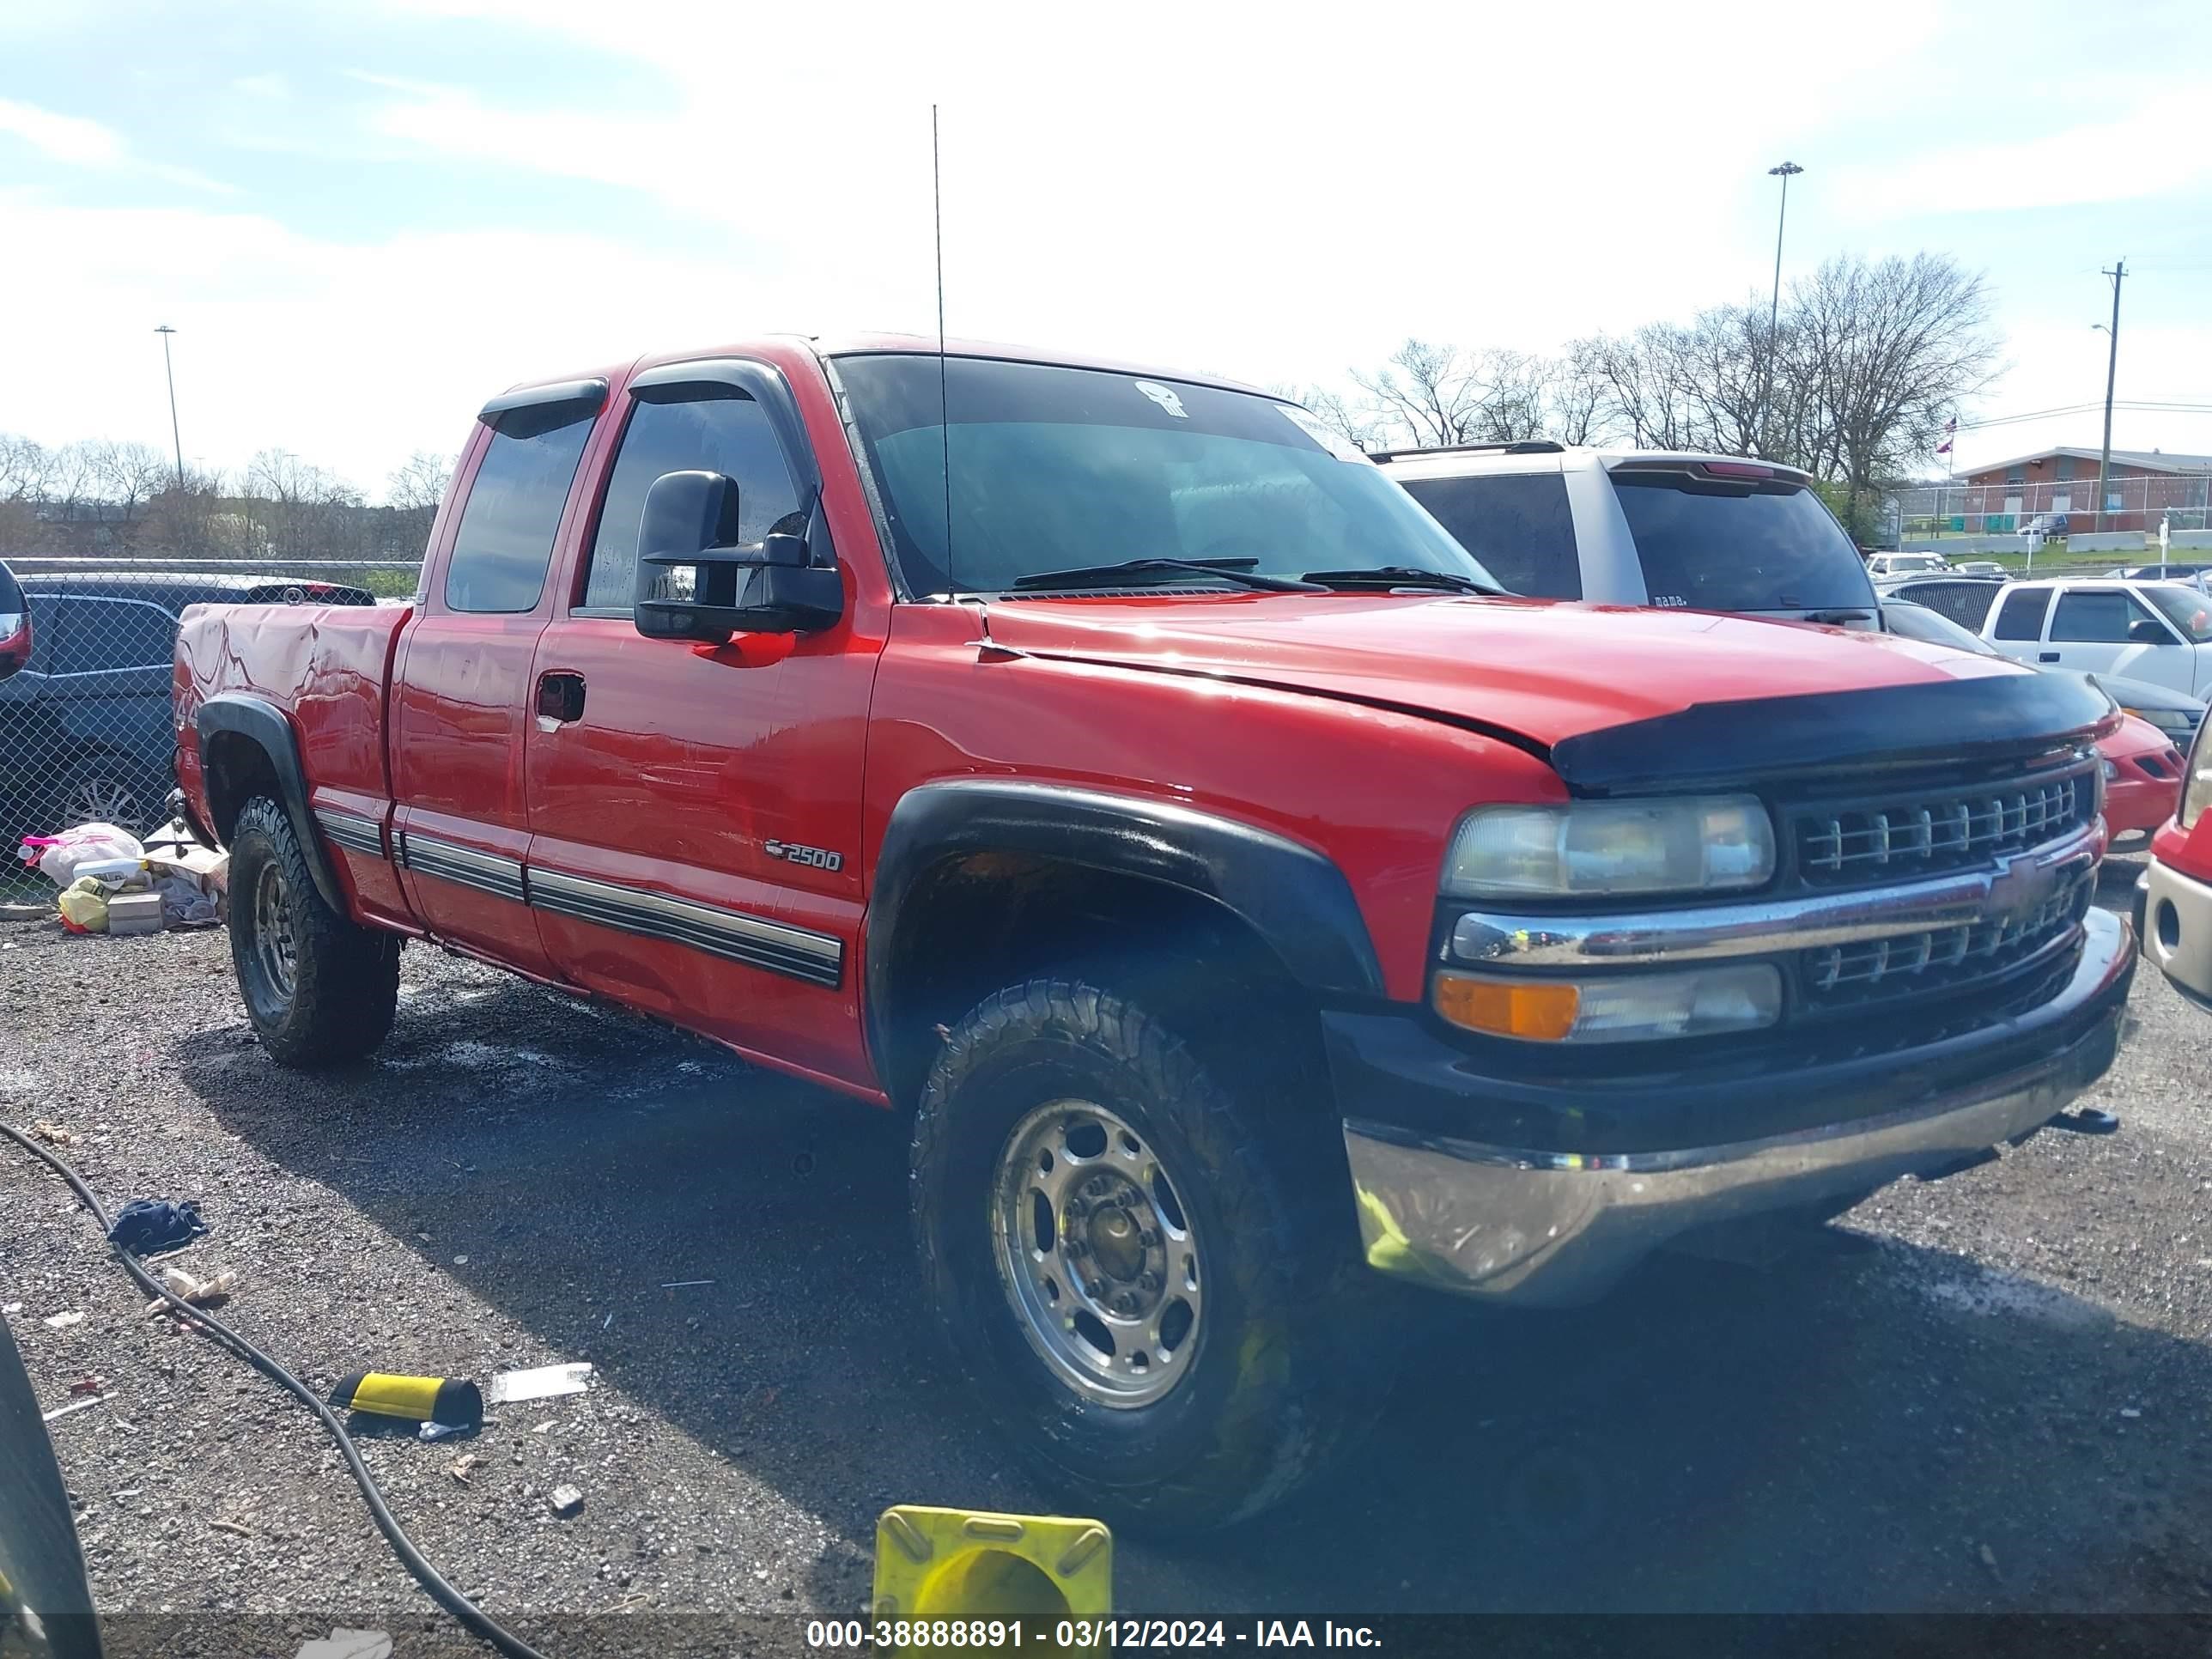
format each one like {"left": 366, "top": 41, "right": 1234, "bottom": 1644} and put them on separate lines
{"left": 991, "top": 1098, "right": 1203, "bottom": 1409}
{"left": 64, "top": 775, "right": 143, "bottom": 830}
{"left": 252, "top": 861, "right": 297, "bottom": 1002}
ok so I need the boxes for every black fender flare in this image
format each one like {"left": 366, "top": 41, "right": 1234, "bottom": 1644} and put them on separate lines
{"left": 864, "top": 780, "right": 1385, "bottom": 1074}
{"left": 196, "top": 694, "right": 347, "bottom": 914}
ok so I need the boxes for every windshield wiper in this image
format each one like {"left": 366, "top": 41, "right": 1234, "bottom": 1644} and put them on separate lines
{"left": 1300, "top": 565, "right": 1504, "bottom": 595}
{"left": 1011, "top": 557, "right": 1325, "bottom": 593}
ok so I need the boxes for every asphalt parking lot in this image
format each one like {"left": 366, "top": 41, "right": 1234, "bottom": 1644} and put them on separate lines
{"left": 4, "top": 857, "right": 2211, "bottom": 1650}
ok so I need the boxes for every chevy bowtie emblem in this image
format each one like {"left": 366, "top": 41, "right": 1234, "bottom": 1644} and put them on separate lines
{"left": 1984, "top": 852, "right": 2058, "bottom": 921}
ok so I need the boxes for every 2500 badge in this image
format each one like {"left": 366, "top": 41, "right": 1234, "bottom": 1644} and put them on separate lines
{"left": 764, "top": 839, "right": 844, "bottom": 872}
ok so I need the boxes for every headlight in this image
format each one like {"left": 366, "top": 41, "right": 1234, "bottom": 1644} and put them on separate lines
{"left": 1441, "top": 796, "right": 1774, "bottom": 899}
{"left": 2124, "top": 706, "right": 2194, "bottom": 742}
{"left": 2102, "top": 757, "right": 2119, "bottom": 782}
{"left": 1433, "top": 963, "right": 1783, "bottom": 1043}
{"left": 2183, "top": 716, "right": 2212, "bottom": 830}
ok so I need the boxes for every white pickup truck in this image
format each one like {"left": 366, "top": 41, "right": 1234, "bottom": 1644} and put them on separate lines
{"left": 1981, "top": 577, "right": 2212, "bottom": 700}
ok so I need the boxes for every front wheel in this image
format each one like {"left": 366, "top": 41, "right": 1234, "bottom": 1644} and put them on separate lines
{"left": 227, "top": 796, "right": 400, "bottom": 1067}
{"left": 911, "top": 977, "right": 1382, "bottom": 1530}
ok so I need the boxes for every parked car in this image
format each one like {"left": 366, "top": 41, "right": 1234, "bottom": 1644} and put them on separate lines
{"left": 2137, "top": 715, "right": 2212, "bottom": 1010}
{"left": 1863, "top": 550, "right": 1952, "bottom": 579}
{"left": 2105, "top": 562, "right": 2212, "bottom": 582}
{"left": 1953, "top": 560, "right": 2008, "bottom": 577}
{"left": 1370, "top": 443, "right": 1880, "bottom": 628}
{"left": 1884, "top": 593, "right": 2203, "bottom": 747}
{"left": 1881, "top": 599, "right": 2185, "bottom": 848}
{"left": 1874, "top": 572, "right": 2010, "bottom": 632}
{"left": 173, "top": 336, "right": 2133, "bottom": 1528}
{"left": 2020, "top": 513, "right": 2068, "bottom": 539}
{"left": 1978, "top": 578, "right": 2212, "bottom": 700}
{"left": 1, "top": 568, "right": 374, "bottom": 840}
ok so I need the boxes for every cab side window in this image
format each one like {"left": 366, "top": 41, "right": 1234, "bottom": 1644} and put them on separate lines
{"left": 444, "top": 406, "right": 597, "bottom": 615}
{"left": 2051, "top": 590, "right": 2161, "bottom": 644}
{"left": 1395, "top": 474, "right": 1581, "bottom": 599}
{"left": 580, "top": 388, "right": 804, "bottom": 611}
{"left": 1991, "top": 588, "right": 2052, "bottom": 641}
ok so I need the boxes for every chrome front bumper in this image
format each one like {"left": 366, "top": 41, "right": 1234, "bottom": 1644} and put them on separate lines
{"left": 1344, "top": 907, "right": 2132, "bottom": 1307}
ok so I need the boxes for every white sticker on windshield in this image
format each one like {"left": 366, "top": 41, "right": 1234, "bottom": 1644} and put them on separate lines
{"left": 1277, "top": 404, "right": 1369, "bottom": 464}
{"left": 1133, "top": 380, "right": 1188, "bottom": 419}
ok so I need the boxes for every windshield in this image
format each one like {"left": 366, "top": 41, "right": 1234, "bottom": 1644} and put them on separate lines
{"left": 1881, "top": 599, "right": 2002, "bottom": 657}
{"left": 1612, "top": 471, "right": 1876, "bottom": 612}
{"left": 2143, "top": 582, "right": 2212, "bottom": 643}
{"left": 832, "top": 354, "right": 1498, "bottom": 596}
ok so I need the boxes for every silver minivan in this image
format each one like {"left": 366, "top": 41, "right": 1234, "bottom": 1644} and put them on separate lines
{"left": 1375, "top": 442, "right": 1881, "bottom": 630}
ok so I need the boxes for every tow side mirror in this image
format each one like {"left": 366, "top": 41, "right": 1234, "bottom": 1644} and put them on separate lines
{"left": 2127, "top": 617, "right": 2171, "bottom": 646}
{"left": 633, "top": 470, "right": 842, "bottom": 642}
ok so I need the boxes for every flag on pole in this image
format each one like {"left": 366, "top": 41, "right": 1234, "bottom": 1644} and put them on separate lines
{"left": 1936, "top": 416, "right": 1955, "bottom": 457}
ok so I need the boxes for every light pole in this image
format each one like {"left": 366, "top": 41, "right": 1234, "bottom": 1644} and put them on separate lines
{"left": 155, "top": 325, "right": 184, "bottom": 492}
{"left": 1763, "top": 161, "right": 1804, "bottom": 453}
{"left": 2093, "top": 259, "right": 2125, "bottom": 533}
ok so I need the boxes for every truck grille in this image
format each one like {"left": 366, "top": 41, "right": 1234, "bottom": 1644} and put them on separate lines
{"left": 1799, "top": 866, "right": 2092, "bottom": 1008}
{"left": 1792, "top": 761, "right": 2096, "bottom": 886}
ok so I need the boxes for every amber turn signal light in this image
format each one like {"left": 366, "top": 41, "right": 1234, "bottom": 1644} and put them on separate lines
{"left": 1432, "top": 972, "right": 1580, "bottom": 1041}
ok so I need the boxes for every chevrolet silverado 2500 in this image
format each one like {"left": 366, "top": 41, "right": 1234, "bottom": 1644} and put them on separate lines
{"left": 173, "top": 336, "right": 2135, "bottom": 1527}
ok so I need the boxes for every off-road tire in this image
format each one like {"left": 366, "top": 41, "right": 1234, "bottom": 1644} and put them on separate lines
{"left": 911, "top": 976, "right": 1386, "bottom": 1531}
{"left": 227, "top": 795, "right": 400, "bottom": 1067}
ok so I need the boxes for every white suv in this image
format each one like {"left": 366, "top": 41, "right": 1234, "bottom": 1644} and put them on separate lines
{"left": 1374, "top": 443, "right": 1881, "bottom": 629}
{"left": 1865, "top": 551, "right": 1952, "bottom": 579}
{"left": 1980, "top": 578, "right": 2212, "bottom": 699}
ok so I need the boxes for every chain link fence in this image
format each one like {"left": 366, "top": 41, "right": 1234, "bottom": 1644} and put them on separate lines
{"left": 1, "top": 558, "right": 421, "bottom": 885}
{"left": 1894, "top": 475, "right": 2212, "bottom": 540}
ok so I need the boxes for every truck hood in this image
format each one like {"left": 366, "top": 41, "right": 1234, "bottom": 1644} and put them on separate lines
{"left": 982, "top": 592, "right": 2023, "bottom": 750}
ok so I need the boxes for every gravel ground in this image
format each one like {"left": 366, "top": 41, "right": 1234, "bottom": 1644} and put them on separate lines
{"left": 4, "top": 859, "right": 2211, "bottom": 1651}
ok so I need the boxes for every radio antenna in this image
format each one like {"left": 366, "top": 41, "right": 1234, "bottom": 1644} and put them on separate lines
{"left": 933, "top": 104, "right": 956, "bottom": 599}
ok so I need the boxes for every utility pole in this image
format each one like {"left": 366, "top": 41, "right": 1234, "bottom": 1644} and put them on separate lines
{"left": 2095, "top": 261, "right": 2124, "bottom": 532}
{"left": 155, "top": 325, "right": 185, "bottom": 492}
{"left": 1763, "top": 161, "right": 1803, "bottom": 453}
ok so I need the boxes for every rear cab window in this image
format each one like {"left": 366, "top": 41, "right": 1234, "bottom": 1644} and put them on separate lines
{"left": 1993, "top": 587, "right": 2053, "bottom": 641}
{"left": 1392, "top": 472, "right": 1581, "bottom": 599}
{"left": 444, "top": 404, "right": 598, "bottom": 614}
{"left": 1609, "top": 468, "right": 1874, "bottom": 612}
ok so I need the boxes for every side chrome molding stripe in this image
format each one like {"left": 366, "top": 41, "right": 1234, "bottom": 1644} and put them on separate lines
{"left": 313, "top": 808, "right": 385, "bottom": 859}
{"left": 529, "top": 867, "right": 842, "bottom": 988}
{"left": 394, "top": 830, "right": 528, "bottom": 906}
{"left": 363, "top": 823, "right": 843, "bottom": 990}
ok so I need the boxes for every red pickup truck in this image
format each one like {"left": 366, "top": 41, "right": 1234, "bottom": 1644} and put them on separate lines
{"left": 174, "top": 336, "right": 2134, "bottom": 1527}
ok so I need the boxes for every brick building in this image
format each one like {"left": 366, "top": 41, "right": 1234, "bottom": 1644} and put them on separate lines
{"left": 1957, "top": 446, "right": 2212, "bottom": 533}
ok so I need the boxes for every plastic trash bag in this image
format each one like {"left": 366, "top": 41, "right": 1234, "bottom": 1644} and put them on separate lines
{"left": 57, "top": 877, "right": 109, "bottom": 933}
{"left": 19, "top": 823, "right": 145, "bottom": 887}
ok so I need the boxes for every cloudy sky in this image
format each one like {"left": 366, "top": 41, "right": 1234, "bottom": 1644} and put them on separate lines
{"left": 3, "top": 0, "right": 2209, "bottom": 499}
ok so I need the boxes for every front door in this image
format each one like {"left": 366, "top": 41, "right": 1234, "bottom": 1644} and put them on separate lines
{"left": 390, "top": 386, "right": 604, "bottom": 977}
{"left": 2041, "top": 586, "right": 2191, "bottom": 694}
{"left": 525, "top": 360, "right": 880, "bottom": 1088}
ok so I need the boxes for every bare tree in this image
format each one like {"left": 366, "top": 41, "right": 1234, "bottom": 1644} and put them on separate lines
{"left": 1544, "top": 342, "right": 1613, "bottom": 447}
{"left": 0, "top": 434, "right": 50, "bottom": 502}
{"left": 385, "top": 450, "right": 453, "bottom": 514}
{"left": 1352, "top": 340, "right": 1488, "bottom": 449}
{"left": 1786, "top": 252, "right": 2002, "bottom": 526}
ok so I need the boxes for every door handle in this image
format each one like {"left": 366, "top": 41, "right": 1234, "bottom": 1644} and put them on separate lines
{"left": 2038, "top": 652, "right": 2060, "bottom": 663}
{"left": 536, "top": 672, "right": 586, "bottom": 723}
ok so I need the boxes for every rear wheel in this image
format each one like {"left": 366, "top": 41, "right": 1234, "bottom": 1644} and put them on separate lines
{"left": 227, "top": 796, "right": 400, "bottom": 1066}
{"left": 911, "top": 976, "right": 1385, "bottom": 1530}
